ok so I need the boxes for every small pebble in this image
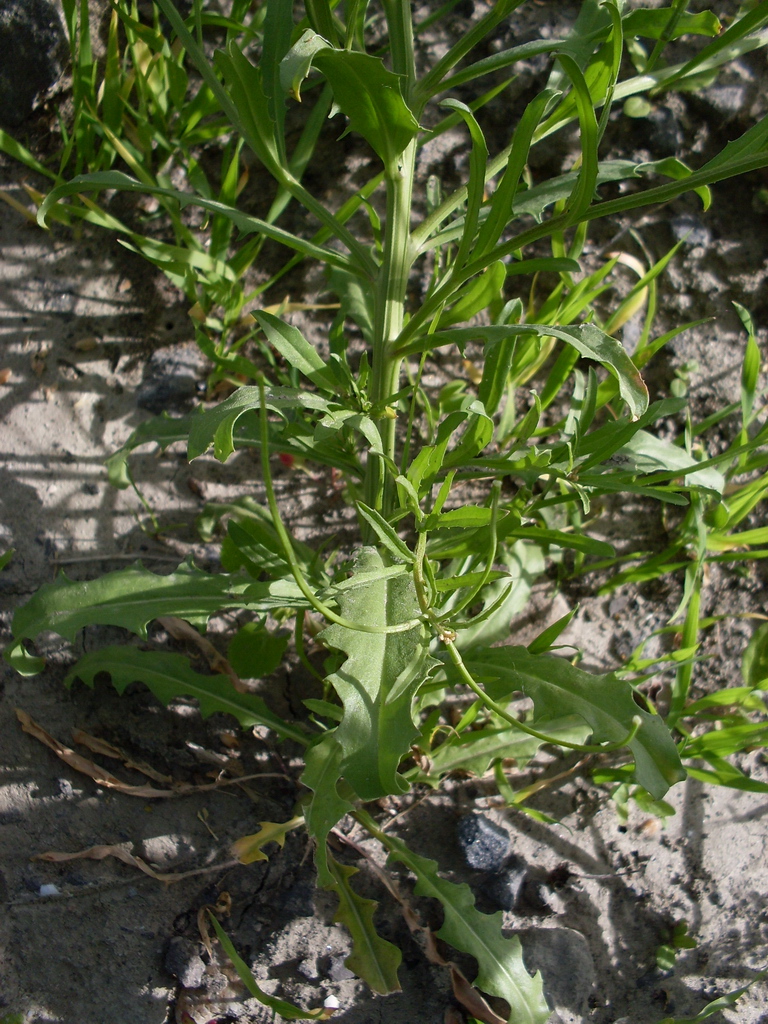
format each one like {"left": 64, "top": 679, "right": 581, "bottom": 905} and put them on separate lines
{"left": 670, "top": 214, "right": 710, "bottom": 249}
{"left": 327, "top": 956, "right": 355, "bottom": 982}
{"left": 39, "top": 883, "right": 60, "bottom": 896}
{"left": 165, "top": 936, "right": 206, "bottom": 989}
{"left": 483, "top": 854, "right": 529, "bottom": 910}
{"left": 457, "top": 813, "right": 511, "bottom": 872}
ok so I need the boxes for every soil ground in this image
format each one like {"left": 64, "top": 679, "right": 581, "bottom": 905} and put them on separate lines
{"left": 2, "top": 3, "right": 768, "bottom": 1023}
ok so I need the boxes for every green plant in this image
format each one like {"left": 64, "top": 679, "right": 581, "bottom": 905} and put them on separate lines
{"left": 7, "top": 1, "right": 768, "bottom": 1019}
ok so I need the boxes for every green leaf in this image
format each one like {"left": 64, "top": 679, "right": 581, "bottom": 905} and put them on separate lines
{"left": 623, "top": 9, "right": 721, "bottom": 41}
{"left": 37, "top": 172, "right": 358, "bottom": 273}
{"left": 65, "top": 646, "right": 305, "bottom": 742}
{"left": 655, "top": 970, "right": 767, "bottom": 1024}
{"left": 439, "top": 99, "right": 488, "bottom": 269}
{"left": 742, "top": 622, "right": 768, "bottom": 687}
{"left": 382, "top": 835, "right": 550, "bottom": 1024}
{"left": 325, "top": 854, "right": 402, "bottom": 994}
{"left": 425, "top": 716, "right": 591, "bottom": 779}
{"left": 402, "top": 323, "right": 648, "bottom": 419}
{"left": 279, "top": 28, "right": 331, "bottom": 101}
{"left": 208, "top": 914, "right": 326, "bottom": 1020}
{"left": 457, "top": 646, "right": 685, "bottom": 798}
{"left": 451, "top": 543, "right": 545, "bottom": 651}
{"left": 311, "top": 48, "right": 420, "bottom": 166}
{"left": 438, "top": 261, "right": 506, "bottom": 328}
{"left": 611, "top": 430, "right": 725, "bottom": 494}
{"left": 321, "top": 547, "right": 436, "bottom": 800}
{"left": 0, "top": 548, "right": 14, "bottom": 572}
{"left": 227, "top": 622, "right": 288, "bottom": 678}
{"left": 186, "top": 385, "right": 331, "bottom": 462}
{"left": 478, "top": 332, "right": 516, "bottom": 418}
{"left": 9, "top": 559, "right": 308, "bottom": 657}
{"left": 282, "top": 31, "right": 419, "bottom": 165}
{"left": 356, "top": 503, "right": 414, "bottom": 564}
{"left": 301, "top": 734, "right": 354, "bottom": 885}
{"left": 215, "top": 42, "right": 283, "bottom": 177}
{"left": 253, "top": 311, "right": 338, "bottom": 392}
{"left": 431, "top": 506, "right": 496, "bottom": 530}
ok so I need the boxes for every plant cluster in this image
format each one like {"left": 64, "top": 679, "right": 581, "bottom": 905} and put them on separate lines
{"left": 4, "top": 1, "right": 768, "bottom": 1020}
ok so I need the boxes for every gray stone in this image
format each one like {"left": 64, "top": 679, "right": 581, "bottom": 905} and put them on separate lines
{"left": 647, "top": 106, "right": 683, "bottom": 157}
{"left": 457, "top": 813, "right": 512, "bottom": 872}
{"left": 164, "top": 936, "right": 206, "bottom": 989}
{"left": 700, "top": 84, "right": 748, "bottom": 120}
{"left": 136, "top": 374, "right": 198, "bottom": 414}
{"left": 0, "top": 0, "right": 67, "bottom": 128}
{"left": 327, "top": 955, "right": 355, "bottom": 982}
{"left": 670, "top": 214, "right": 711, "bottom": 249}
{"left": 483, "top": 854, "right": 529, "bottom": 910}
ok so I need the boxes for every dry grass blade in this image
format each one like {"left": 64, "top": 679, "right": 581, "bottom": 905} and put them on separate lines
{"left": 17, "top": 709, "right": 288, "bottom": 798}
{"left": 157, "top": 615, "right": 247, "bottom": 692}
{"left": 72, "top": 728, "right": 173, "bottom": 783}
{"left": 33, "top": 843, "right": 238, "bottom": 884}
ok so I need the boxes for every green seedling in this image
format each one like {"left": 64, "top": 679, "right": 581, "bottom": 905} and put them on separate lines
{"left": 6, "top": 1, "right": 768, "bottom": 1019}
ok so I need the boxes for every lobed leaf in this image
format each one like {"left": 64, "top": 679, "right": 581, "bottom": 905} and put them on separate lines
{"left": 455, "top": 646, "right": 685, "bottom": 798}
{"left": 282, "top": 32, "right": 419, "bottom": 167}
{"left": 326, "top": 854, "right": 403, "bottom": 994}
{"left": 321, "top": 548, "right": 436, "bottom": 800}
{"left": 301, "top": 734, "right": 354, "bottom": 885}
{"left": 232, "top": 816, "right": 303, "bottom": 864}
{"left": 383, "top": 835, "right": 550, "bottom": 1024}
{"left": 7, "top": 559, "right": 308, "bottom": 675}
{"left": 424, "top": 716, "right": 591, "bottom": 780}
{"left": 65, "top": 646, "right": 306, "bottom": 742}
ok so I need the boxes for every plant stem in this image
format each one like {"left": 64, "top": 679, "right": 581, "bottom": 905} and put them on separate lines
{"left": 363, "top": 138, "right": 417, "bottom": 522}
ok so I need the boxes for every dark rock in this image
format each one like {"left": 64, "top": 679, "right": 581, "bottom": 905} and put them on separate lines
{"left": 699, "top": 84, "right": 748, "bottom": 121}
{"left": 483, "top": 854, "right": 529, "bottom": 911}
{"left": 327, "top": 955, "right": 355, "bottom": 982}
{"left": 0, "top": 0, "right": 67, "bottom": 128}
{"left": 136, "top": 373, "right": 197, "bottom": 414}
{"left": 22, "top": 874, "right": 43, "bottom": 893}
{"left": 0, "top": 809, "right": 23, "bottom": 825}
{"left": 647, "top": 106, "right": 683, "bottom": 157}
{"left": 165, "top": 936, "right": 206, "bottom": 989}
{"left": 456, "top": 813, "right": 511, "bottom": 872}
{"left": 670, "top": 214, "right": 710, "bottom": 249}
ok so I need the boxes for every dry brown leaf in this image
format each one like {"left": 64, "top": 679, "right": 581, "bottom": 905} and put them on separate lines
{"left": 197, "top": 890, "right": 231, "bottom": 958}
{"left": 0, "top": 368, "right": 11, "bottom": 385}
{"left": 72, "top": 728, "right": 173, "bottom": 784}
{"left": 157, "top": 616, "right": 246, "bottom": 693}
{"left": 33, "top": 843, "right": 238, "bottom": 884}
{"left": 18, "top": 709, "right": 286, "bottom": 798}
{"left": 450, "top": 966, "right": 507, "bottom": 1024}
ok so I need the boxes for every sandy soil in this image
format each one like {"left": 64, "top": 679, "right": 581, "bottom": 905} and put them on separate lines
{"left": 2, "top": 4, "right": 768, "bottom": 1023}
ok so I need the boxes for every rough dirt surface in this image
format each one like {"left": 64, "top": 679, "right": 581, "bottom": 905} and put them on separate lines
{"left": 2, "top": 2, "right": 768, "bottom": 1023}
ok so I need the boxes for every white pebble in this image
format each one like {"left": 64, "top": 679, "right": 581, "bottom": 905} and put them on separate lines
{"left": 39, "top": 884, "right": 60, "bottom": 896}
